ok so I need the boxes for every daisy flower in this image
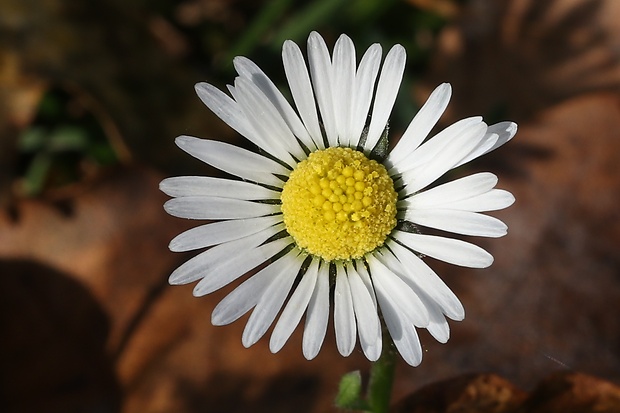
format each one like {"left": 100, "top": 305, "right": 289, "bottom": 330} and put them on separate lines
{"left": 161, "top": 32, "right": 516, "bottom": 366}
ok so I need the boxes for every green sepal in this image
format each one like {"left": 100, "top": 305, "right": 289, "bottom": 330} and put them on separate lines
{"left": 371, "top": 123, "right": 390, "bottom": 161}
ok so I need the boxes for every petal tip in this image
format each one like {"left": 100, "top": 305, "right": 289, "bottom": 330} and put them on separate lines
{"left": 507, "top": 192, "right": 516, "bottom": 206}
{"left": 449, "top": 305, "right": 465, "bottom": 321}
{"left": 168, "top": 270, "right": 192, "bottom": 286}
{"left": 158, "top": 179, "right": 170, "bottom": 194}
{"left": 194, "top": 82, "right": 210, "bottom": 97}
{"left": 192, "top": 284, "right": 207, "bottom": 297}
{"left": 269, "top": 337, "right": 284, "bottom": 354}
{"left": 436, "top": 82, "right": 452, "bottom": 96}
{"left": 308, "top": 31, "right": 324, "bottom": 45}
{"left": 174, "top": 135, "right": 194, "bottom": 148}
{"left": 168, "top": 239, "right": 184, "bottom": 253}
{"left": 507, "top": 122, "right": 518, "bottom": 137}
{"left": 211, "top": 312, "right": 227, "bottom": 326}
{"left": 481, "top": 254, "right": 494, "bottom": 268}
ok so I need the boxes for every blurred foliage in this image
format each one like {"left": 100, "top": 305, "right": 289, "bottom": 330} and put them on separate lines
{"left": 16, "top": 88, "right": 118, "bottom": 196}
{"left": 190, "top": 0, "right": 453, "bottom": 81}
{"left": 335, "top": 370, "right": 369, "bottom": 411}
{"left": 4, "top": 0, "right": 462, "bottom": 197}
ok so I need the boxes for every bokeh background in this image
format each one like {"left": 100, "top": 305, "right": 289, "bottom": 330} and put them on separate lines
{"left": 1, "top": 0, "right": 619, "bottom": 412}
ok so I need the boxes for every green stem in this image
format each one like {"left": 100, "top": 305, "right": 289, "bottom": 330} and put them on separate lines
{"left": 366, "top": 335, "right": 396, "bottom": 413}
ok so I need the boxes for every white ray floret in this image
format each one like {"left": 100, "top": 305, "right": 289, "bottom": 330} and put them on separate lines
{"left": 363, "top": 45, "right": 406, "bottom": 153}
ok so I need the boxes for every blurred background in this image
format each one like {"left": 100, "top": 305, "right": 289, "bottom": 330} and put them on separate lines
{"left": 1, "top": 0, "right": 619, "bottom": 412}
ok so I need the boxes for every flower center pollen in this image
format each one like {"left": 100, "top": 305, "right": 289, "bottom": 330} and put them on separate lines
{"left": 281, "top": 147, "right": 397, "bottom": 261}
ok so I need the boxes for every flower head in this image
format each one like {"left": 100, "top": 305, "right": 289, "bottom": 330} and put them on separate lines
{"left": 161, "top": 32, "right": 516, "bottom": 366}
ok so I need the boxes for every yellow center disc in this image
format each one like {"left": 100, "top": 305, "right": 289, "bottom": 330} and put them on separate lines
{"left": 281, "top": 147, "right": 397, "bottom": 261}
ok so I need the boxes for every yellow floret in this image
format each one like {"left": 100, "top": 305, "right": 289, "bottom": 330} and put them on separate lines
{"left": 280, "top": 147, "right": 397, "bottom": 261}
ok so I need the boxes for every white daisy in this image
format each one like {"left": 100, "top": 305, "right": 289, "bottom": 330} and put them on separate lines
{"left": 161, "top": 31, "right": 516, "bottom": 366}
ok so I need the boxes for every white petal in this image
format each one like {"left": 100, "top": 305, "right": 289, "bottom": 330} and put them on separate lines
{"left": 449, "top": 189, "right": 515, "bottom": 212}
{"left": 233, "top": 56, "right": 317, "bottom": 152}
{"left": 387, "top": 83, "right": 452, "bottom": 167}
{"left": 232, "top": 77, "right": 304, "bottom": 164}
{"left": 406, "top": 117, "right": 486, "bottom": 169}
{"left": 225, "top": 79, "right": 280, "bottom": 157}
{"left": 480, "top": 121, "right": 517, "bottom": 156}
{"left": 386, "top": 240, "right": 464, "bottom": 320}
{"left": 211, "top": 251, "right": 299, "bottom": 325}
{"left": 169, "top": 224, "right": 281, "bottom": 285}
{"left": 400, "top": 121, "right": 487, "bottom": 195}
{"left": 193, "top": 236, "right": 292, "bottom": 296}
{"left": 303, "top": 260, "right": 330, "bottom": 360}
{"left": 350, "top": 260, "right": 376, "bottom": 307}
{"left": 389, "top": 117, "right": 483, "bottom": 175}
{"left": 454, "top": 132, "right": 498, "bottom": 168}
{"left": 392, "top": 230, "right": 493, "bottom": 268}
{"left": 402, "top": 209, "right": 508, "bottom": 238}
{"left": 270, "top": 257, "right": 319, "bottom": 353}
{"left": 368, "top": 255, "right": 429, "bottom": 327}
{"left": 242, "top": 250, "right": 305, "bottom": 347}
{"left": 404, "top": 173, "right": 498, "bottom": 209}
{"left": 369, "top": 256, "right": 423, "bottom": 366}
{"left": 175, "top": 136, "right": 287, "bottom": 187}
{"left": 194, "top": 82, "right": 255, "bottom": 140}
{"left": 349, "top": 44, "right": 382, "bottom": 147}
{"left": 334, "top": 263, "right": 356, "bottom": 357}
{"left": 308, "top": 31, "right": 338, "bottom": 147}
{"left": 332, "top": 34, "right": 356, "bottom": 146}
{"left": 454, "top": 121, "right": 516, "bottom": 168}
{"left": 422, "top": 297, "right": 451, "bottom": 343}
{"left": 350, "top": 261, "right": 382, "bottom": 353}
{"left": 169, "top": 215, "right": 281, "bottom": 252}
{"left": 376, "top": 291, "right": 423, "bottom": 366}
{"left": 160, "top": 176, "right": 279, "bottom": 199}
{"left": 164, "top": 196, "right": 279, "bottom": 220}
{"left": 282, "top": 40, "right": 325, "bottom": 149}
{"left": 363, "top": 44, "right": 406, "bottom": 153}
{"left": 382, "top": 241, "right": 455, "bottom": 342}
{"left": 347, "top": 266, "right": 381, "bottom": 361}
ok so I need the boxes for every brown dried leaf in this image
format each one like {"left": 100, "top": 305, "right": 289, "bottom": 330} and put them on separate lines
{"left": 422, "top": 0, "right": 620, "bottom": 118}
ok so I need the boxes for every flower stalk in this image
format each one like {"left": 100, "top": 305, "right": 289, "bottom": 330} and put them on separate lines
{"left": 335, "top": 323, "right": 397, "bottom": 412}
{"left": 367, "top": 335, "right": 397, "bottom": 413}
